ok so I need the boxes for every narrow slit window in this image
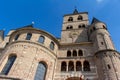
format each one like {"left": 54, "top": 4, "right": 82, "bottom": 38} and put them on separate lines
{"left": 101, "top": 42, "right": 104, "bottom": 45}
{"left": 107, "top": 64, "right": 111, "bottom": 69}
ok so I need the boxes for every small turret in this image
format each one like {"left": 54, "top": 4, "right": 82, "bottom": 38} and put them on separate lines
{"left": 88, "top": 18, "right": 114, "bottom": 52}
{"left": 89, "top": 18, "right": 120, "bottom": 80}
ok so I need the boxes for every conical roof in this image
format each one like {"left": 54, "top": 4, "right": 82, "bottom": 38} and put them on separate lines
{"left": 91, "top": 17, "right": 101, "bottom": 24}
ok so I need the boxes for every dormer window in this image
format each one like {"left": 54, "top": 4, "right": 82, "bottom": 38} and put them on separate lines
{"left": 68, "top": 17, "right": 73, "bottom": 22}
{"left": 78, "top": 15, "right": 83, "bottom": 20}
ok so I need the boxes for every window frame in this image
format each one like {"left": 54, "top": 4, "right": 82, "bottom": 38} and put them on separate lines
{"left": 34, "top": 62, "right": 47, "bottom": 80}
{"left": 26, "top": 33, "right": 32, "bottom": 40}
{"left": 38, "top": 36, "right": 45, "bottom": 44}
{"left": 49, "top": 41, "right": 55, "bottom": 50}
{"left": 77, "top": 15, "right": 83, "bottom": 20}
{"left": 1, "top": 55, "right": 17, "bottom": 75}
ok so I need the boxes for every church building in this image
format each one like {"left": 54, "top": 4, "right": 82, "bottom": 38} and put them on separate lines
{"left": 0, "top": 9, "right": 120, "bottom": 80}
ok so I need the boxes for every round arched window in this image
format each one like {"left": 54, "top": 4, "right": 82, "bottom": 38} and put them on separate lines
{"left": 50, "top": 41, "right": 55, "bottom": 50}
{"left": 38, "top": 36, "right": 45, "bottom": 44}
{"left": 78, "top": 15, "right": 83, "bottom": 20}
{"left": 68, "top": 17, "right": 73, "bottom": 21}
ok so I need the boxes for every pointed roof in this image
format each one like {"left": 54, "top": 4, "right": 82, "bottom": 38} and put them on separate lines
{"left": 91, "top": 17, "right": 101, "bottom": 24}
{"left": 73, "top": 9, "right": 78, "bottom": 14}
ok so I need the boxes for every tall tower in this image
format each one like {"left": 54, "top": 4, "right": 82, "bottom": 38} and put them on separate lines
{"left": 89, "top": 18, "right": 120, "bottom": 80}
{"left": 61, "top": 9, "right": 89, "bottom": 43}
{"left": 55, "top": 9, "right": 98, "bottom": 80}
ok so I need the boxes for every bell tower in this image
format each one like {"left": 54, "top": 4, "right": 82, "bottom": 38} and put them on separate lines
{"left": 61, "top": 9, "right": 89, "bottom": 43}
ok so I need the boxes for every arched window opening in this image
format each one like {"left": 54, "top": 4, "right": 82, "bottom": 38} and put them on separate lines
{"left": 82, "top": 24, "right": 85, "bottom": 28}
{"left": 38, "top": 36, "right": 45, "bottom": 44}
{"left": 76, "top": 61, "right": 82, "bottom": 71}
{"left": 68, "top": 17, "right": 73, "bottom": 22}
{"left": 26, "top": 33, "right": 32, "bottom": 40}
{"left": 15, "top": 34, "right": 20, "bottom": 40}
{"left": 67, "top": 50, "right": 71, "bottom": 57}
{"left": 78, "top": 15, "right": 83, "bottom": 20}
{"left": 70, "top": 26, "right": 73, "bottom": 29}
{"left": 83, "top": 61, "right": 90, "bottom": 71}
{"left": 66, "top": 27, "right": 69, "bottom": 30}
{"left": 50, "top": 41, "right": 55, "bottom": 50}
{"left": 73, "top": 50, "right": 77, "bottom": 57}
{"left": 34, "top": 62, "right": 47, "bottom": 80}
{"left": 1, "top": 55, "right": 17, "bottom": 75}
{"left": 78, "top": 50, "right": 83, "bottom": 56}
{"left": 78, "top": 25, "right": 82, "bottom": 28}
{"left": 61, "top": 62, "right": 67, "bottom": 71}
{"left": 68, "top": 61, "right": 74, "bottom": 71}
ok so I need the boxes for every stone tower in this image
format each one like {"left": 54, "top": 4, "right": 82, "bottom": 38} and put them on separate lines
{"left": 89, "top": 18, "right": 120, "bottom": 80}
{"left": 0, "top": 9, "right": 119, "bottom": 80}
{"left": 61, "top": 9, "right": 89, "bottom": 43}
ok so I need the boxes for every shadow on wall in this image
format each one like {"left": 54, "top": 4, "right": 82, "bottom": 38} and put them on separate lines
{"left": 75, "top": 29, "right": 88, "bottom": 43}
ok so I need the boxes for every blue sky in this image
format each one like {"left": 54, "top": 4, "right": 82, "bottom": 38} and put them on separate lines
{"left": 0, "top": 0, "right": 120, "bottom": 51}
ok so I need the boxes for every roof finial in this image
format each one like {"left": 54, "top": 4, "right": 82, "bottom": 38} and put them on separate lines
{"left": 73, "top": 6, "right": 78, "bottom": 14}
{"left": 32, "top": 21, "right": 35, "bottom": 25}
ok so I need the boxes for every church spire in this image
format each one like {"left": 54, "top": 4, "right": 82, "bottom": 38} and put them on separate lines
{"left": 73, "top": 7, "right": 78, "bottom": 14}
